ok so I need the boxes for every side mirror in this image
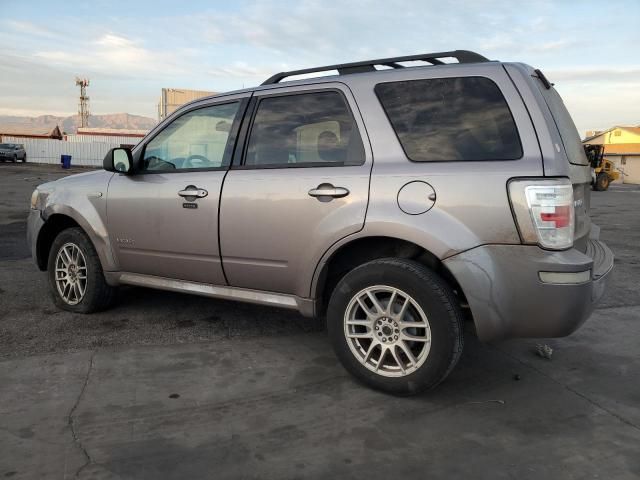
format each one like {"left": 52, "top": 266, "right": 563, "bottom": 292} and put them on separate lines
{"left": 104, "top": 147, "right": 133, "bottom": 174}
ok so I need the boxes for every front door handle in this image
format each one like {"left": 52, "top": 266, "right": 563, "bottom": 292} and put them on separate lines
{"left": 308, "top": 184, "right": 350, "bottom": 200}
{"left": 178, "top": 186, "right": 208, "bottom": 199}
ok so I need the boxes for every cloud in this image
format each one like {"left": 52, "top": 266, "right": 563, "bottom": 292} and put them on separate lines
{"left": 95, "top": 33, "right": 133, "bottom": 48}
{"left": 207, "top": 62, "right": 288, "bottom": 80}
{"left": 3, "top": 20, "right": 57, "bottom": 38}
{"left": 0, "top": 0, "right": 637, "bottom": 129}
{"left": 33, "top": 33, "right": 186, "bottom": 77}
{"left": 546, "top": 67, "right": 640, "bottom": 84}
{"left": 529, "top": 40, "right": 576, "bottom": 53}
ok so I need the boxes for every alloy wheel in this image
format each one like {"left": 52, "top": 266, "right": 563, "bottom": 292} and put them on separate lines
{"left": 54, "top": 242, "right": 88, "bottom": 305}
{"left": 344, "top": 285, "right": 431, "bottom": 377}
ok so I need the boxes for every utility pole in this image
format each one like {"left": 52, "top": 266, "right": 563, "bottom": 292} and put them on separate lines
{"left": 75, "top": 78, "right": 90, "bottom": 128}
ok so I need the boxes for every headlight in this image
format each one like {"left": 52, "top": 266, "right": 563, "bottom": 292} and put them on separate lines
{"left": 30, "top": 189, "right": 39, "bottom": 210}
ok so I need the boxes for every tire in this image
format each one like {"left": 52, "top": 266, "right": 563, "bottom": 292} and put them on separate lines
{"left": 47, "top": 227, "right": 117, "bottom": 313}
{"left": 327, "top": 258, "right": 464, "bottom": 395}
{"left": 594, "top": 173, "right": 610, "bottom": 191}
{"left": 13, "top": 155, "right": 17, "bottom": 163}
{"left": 21, "top": 154, "right": 26, "bottom": 163}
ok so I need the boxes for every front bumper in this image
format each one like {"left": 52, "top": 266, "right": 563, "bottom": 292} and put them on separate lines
{"left": 443, "top": 235, "right": 613, "bottom": 342}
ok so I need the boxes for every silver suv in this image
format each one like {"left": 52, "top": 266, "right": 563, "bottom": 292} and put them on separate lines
{"left": 27, "top": 51, "right": 613, "bottom": 394}
{"left": 0, "top": 143, "right": 27, "bottom": 162}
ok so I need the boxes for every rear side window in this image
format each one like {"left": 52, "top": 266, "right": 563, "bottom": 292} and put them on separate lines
{"left": 375, "top": 77, "right": 522, "bottom": 162}
{"left": 245, "top": 91, "right": 365, "bottom": 167}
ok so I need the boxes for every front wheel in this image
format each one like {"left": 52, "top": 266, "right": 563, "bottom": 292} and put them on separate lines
{"left": 327, "top": 258, "right": 464, "bottom": 395}
{"left": 12, "top": 155, "right": 17, "bottom": 163}
{"left": 47, "top": 227, "right": 117, "bottom": 313}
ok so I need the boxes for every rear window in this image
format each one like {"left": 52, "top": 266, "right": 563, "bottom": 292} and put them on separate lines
{"left": 375, "top": 77, "right": 522, "bottom": 162}
{"left": 535, "top": 81, "right": 588, "bottom": 166}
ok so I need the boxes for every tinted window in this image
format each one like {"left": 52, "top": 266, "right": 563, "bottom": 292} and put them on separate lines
{"left": 245, "top": 91, "right": 364, "bottom": 167}
{"left": 375, "top": 77, "right": 522, "bottom": 162}
{"left": 535, "top": 82, "right": 588, "bottom": 165}
{"left": 143, "top": 102, "right": 239, "bottom": 171}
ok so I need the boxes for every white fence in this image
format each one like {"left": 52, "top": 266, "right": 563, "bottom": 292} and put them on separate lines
{"left": 2, "top": 137, "right": 127, "bottom": 167}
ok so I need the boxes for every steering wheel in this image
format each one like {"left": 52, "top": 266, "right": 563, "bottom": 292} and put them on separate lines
{"left": 183, "top": 154, "right": 211, "bottom": 169}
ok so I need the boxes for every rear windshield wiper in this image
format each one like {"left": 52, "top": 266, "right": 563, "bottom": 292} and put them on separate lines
{"left": 534, "top": 69, "right": 553, "bottom": 89}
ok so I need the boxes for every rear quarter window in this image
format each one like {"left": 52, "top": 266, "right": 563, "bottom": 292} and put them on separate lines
{"left": 534, "top": 81, "right": 588, "bottom": 166}
{"left": 375, "top": 76, "right": 522, "bottom": 162}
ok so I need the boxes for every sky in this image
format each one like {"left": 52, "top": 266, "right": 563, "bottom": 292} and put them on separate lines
{"left": 0, "top": 0, "right": 638, "bottom": 135}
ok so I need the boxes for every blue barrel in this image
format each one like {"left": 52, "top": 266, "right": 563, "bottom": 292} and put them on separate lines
{"left": 61, "top": 154, "right": 72, "bottom": 169}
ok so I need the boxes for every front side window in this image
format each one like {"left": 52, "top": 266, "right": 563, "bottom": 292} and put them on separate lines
{"left": 375, "top": 77, "right": 522, "bottom": 162}
{"left": 245, "top": 91, "right": 365, "bottom": 167}
{"left": 142, "top": 102, "right": 240, "bottom": 171}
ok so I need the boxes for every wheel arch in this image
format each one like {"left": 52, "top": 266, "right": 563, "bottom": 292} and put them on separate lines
{"left": 312, "top": 235, "right": 467, "bottom": 317}
{"left": 37, "top": 207, "right": 115, "bottom": 272}
{"left": 36, "top": 214, "right": 81, "bottom": 270}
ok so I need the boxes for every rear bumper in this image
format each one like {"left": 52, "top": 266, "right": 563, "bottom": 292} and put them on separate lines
{"left": 443, "top": 234, "right": 613, "bottom": 342}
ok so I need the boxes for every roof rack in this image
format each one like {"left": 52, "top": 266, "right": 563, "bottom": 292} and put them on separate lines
{"left": 261, "top": 50, "right": 490, "bottom": 85}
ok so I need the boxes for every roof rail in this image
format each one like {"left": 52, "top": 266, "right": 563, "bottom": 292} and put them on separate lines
{"left": 261, "top": 50, "right": 490, "bottom": 85}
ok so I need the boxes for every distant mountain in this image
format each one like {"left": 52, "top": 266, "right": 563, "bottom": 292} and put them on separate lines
{"left": 0, "top": 113, "right": 157, "bottom": 134}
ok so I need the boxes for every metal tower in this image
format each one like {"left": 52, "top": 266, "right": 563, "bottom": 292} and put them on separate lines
{"left": 75, "top": 78, "right": 90, "bottom": 128}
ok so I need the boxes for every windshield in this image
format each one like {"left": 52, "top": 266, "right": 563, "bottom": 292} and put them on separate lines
{"left": 0, "top": 144, "right": 13, "bottom": 149}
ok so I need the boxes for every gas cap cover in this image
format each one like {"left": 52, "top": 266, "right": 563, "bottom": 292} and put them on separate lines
{"left": 397, "top": 181, "right": 436, "bottom": 215}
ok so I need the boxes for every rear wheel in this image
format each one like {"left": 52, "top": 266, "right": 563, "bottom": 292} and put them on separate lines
{"left": 47, "top": 227, "right": 117, "bottom": 313}
{"left": 21, "top": 154, "right": 26, "bottom": 163}
{"left": 327, "top": 258, "right": 464, "bottom": 395}
{"left": 594, "top": 172, "right": 610, "bottom": 191}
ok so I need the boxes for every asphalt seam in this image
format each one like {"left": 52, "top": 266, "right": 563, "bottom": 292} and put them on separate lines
{"left": 595, "top": 303, "right": 640, "bottom": 311}
{"left": 67, "top": 350, "right": 95, "bottom": 479}
{"left": 491, "top": 344, "right": 640, "bottom": 433}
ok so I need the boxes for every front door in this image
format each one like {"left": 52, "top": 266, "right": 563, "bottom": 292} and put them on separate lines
{"left": 219, "top": 85, "right": 372, "bottom": 298}
{"left": 107, "top": 96, "right": 248, "bottom": 285}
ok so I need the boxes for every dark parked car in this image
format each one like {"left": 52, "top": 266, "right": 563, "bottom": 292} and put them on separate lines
{"left": 0, "top": 143, "right": 27, "bottom": 162}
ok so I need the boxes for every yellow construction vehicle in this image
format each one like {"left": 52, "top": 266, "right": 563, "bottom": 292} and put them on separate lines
{"left": 584, "top": 144, "right": 620, "bottom": 191}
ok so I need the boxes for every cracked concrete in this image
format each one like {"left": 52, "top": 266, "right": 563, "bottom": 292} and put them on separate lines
{"left": 2, "top": 326, "right": 639, "bottom": 479}
{"left": 1, "top": 165, "right": 639, "bottom": 479}
{"left": 67, "top": 352, "right": 95, "bottom": 478}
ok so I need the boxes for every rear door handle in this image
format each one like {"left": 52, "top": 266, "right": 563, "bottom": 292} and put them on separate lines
{"left": 178, "top": 186, "right": 208, "bottom": 198}
{"left": 308, "top": 184, "right": 350, "bottom": 199}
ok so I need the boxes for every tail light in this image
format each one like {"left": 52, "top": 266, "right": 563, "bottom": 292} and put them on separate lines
{"left": 508, "top": 179, "right": 575, "bottom": 250}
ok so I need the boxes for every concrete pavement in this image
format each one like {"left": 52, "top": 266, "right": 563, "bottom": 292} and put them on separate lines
{"left": 1, "top": 164, "right": 639, "bottom": 479}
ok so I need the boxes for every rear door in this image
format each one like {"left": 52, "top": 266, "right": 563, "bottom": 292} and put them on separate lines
{"left": 218, "top": 83, "right": 372, "bottom": 298}
{"left": 107, "top": 94, "right": 249, "bottom": 284}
